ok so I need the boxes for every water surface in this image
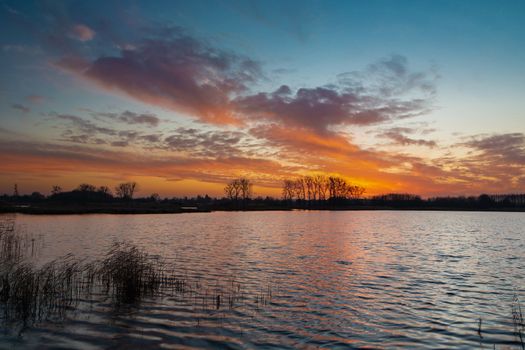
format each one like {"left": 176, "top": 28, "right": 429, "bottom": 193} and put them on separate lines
{"left": 2, "top": 211, "right": 524, "bottom": 349}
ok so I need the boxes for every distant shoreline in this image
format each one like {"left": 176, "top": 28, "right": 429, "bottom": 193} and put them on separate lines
{"left": 1, "top": 205, "right": 524, "bottom": 215}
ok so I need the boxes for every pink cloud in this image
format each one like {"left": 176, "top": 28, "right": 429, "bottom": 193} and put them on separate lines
{"left": 57, "top": 34, "right": 260, "bottom": 125}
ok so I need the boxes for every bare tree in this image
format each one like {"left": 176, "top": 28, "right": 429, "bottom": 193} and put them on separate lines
{"left": 224, "top": 178, "right": 253, "bottom": 201}
{"left": 313, "top": 175, "right": 328, "bottom": 201}
{"left": 294, "top": 178, "right": 306, "bottom": 200}
{"left": 282, "top": 179, "right": 295, "bottom": 200}
{"left": 304, "top": 176, "right": 314, "bottom": 201}
{"left": 77, "top": 183, "right": 96, "bottom": 192}
{"left": 51, "top": 185, "right": 62, "bottom": 196}
{"left": 224, "top": 179, "right": 241, "bottom": 200}
{"left": 115, "top": 182, "right": 138, "bottom": 199}
{"left": 348, "top": 185, "right": 366, "bottom": 199}
{"left": 282, "top": 175, "right": 365, "bottom": 202}
{"left": 239, "top": 178, "right": 253, "bottom": 200}
{"left": 98, "top": 186, "right": 112, "bottom": 195}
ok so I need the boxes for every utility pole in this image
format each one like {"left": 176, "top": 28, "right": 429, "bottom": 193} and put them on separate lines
{"left": 13, "top": 183, "right": 19, "bottom": 197}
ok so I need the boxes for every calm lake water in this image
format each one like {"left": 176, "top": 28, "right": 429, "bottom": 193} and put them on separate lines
{"left": 1, "top": 211, "right": 524, "bottom": 349}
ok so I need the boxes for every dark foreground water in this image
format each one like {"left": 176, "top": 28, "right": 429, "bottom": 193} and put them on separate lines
{"left": 1, "top": 211, "right": 524, "bottom": 349}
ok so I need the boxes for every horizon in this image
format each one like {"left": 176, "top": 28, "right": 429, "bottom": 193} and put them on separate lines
{"left": 1, "top": 1, "right": 524, "bottom": 198}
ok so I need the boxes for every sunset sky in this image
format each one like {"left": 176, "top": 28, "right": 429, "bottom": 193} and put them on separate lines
{"left": 0, "top": 0, "right": 524, "bottom": 198}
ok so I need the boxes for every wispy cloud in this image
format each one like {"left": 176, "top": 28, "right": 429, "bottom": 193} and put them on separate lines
{"left": 11, "top": 103, "right": 30, "bottom": 113}
{"left": 94, "top": 110, "right": 160, "bottom": 127}
{"left": 377, "top": 127, "right": 437, "bottom": 147}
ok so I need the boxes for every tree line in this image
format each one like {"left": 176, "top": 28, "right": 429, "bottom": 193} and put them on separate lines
{"left": 5, "top": 182, "right": 141, "bottom": 201}
{"left": 282, "top": 175, "right": 365, "bottom": 201}
{"left": 223, "top": 175, "right": 365, "bottom": 202}
{"left": 2, "top": 179, "right": 525, "bottom": 211}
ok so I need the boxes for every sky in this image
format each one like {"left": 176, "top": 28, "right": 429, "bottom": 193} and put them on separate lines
{"left": 0, "top": 0, "right": 524, "bottom": 198}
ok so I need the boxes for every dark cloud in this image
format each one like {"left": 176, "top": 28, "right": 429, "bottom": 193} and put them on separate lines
{"left": 235, "top": 55, "right": 436, "bottom": 133}
{"left": 57, "top": 27, "right": 263, "bottom": 125}
{"left": 463, "top": 133, "right": 525, "bottom": 165}
{"left": 11, "top": 104, "right": 30, "bottom": 113}
{"left": 140, "top": 134, "right": 162, "bottom": 143}
{"left": 164, "top": 128, "right": 246, "bottom": 157}
{"left": 60, "top": 133, "right": 107, "bottom": 145}
{"left": 53, "top": 113, "right": 166, "bottom": 148}
{"left": 378, "top": 127, "right": 437, "bottom": 147}
{"left": 95, "top": 110, "right": 160, "bottom": 127}
{"left": 43, "top": 8, "right": 433, "bottom": 135}
{"left": 111, "top": 140, "right": 129, "bottom": 147}
{"left": 341, "top": 54, "right": 438, "bottom": 97}
{"left": 54, "top": 113, "right": 117, "bottom": 135}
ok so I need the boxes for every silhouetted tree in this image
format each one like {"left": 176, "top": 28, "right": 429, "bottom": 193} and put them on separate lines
{"left": 31, "top": 192, "right": 45, "bottom": 200}
{"left": 224, "top": 180, "right": 241, "bottom": 200}
{"left": 282, "top": 175, "right": 365, "bottom": 203}
{"left": 97, "top": 186, "right": 112, "bottom": 196}
{"left": 478, "top": 194, "right": 494, "bottom": 208}
{"left": 239, "top": 178, "right": 253, "bottom": 200}
{"left": 51, "top": 185, "right": 62, "bottom": 196}
{"left": 294, "top": 177, "right": 306, "bottom": 200}
{"left": 282, "top": 179, "right": 295, "bottom": 200}
{"left": 77, "top": 183, "right": 96, "bottom": 192}
{"left": 313, "top": 175, "right": 328, "bottom": 201}
{"left": 224, "top": 178, "right": 253, "bottom": 201}
{"left": 115, "top": 182, "right": 138, "bottom": 200}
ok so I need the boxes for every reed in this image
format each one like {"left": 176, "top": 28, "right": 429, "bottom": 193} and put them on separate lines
{"left": 513, "top": 293, "right": 525, "bottom": 350}
{"left": 0, "top": 216, "right": 23, "bottom": 264}
{"left": 1, "top": 254, "right": 84, "bottom": 324}
{"left": 1, "top": 220, "right": 274, "bottom": 329}
{"left": 97, "top": 242, "right": 165, "bottom": 304}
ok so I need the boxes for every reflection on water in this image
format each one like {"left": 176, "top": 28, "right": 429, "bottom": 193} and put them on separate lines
{"left": 1, "top": 210, "right": 525, "bottom": 349}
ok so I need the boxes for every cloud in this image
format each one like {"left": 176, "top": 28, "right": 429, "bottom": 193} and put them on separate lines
{"left": 54, "top": 113, "right": 117, "bottom": 136}
{"left": 164, "top": 128, "right": 246, "bottom": 158}
{"left": 0, "top": 139, "right": 294, "bottom": 188}
{"left": 235, "top": 55, "right": 436, "bottom": 134}
{"left": 111, "top": 140, "right": 129, "bottom": 147}
{"left": 378, "top": 127, "right": 437, "bottom": 147}
{"left": 60, "top": 133, "right": 107, "bottom": 145}
{"left": 95, "top": 110, "right": 160, "bottom": 127}
{"left": 52, "top": 112, "right": 165, "bottom": 148}
{"left": 49, "top": 15, "right": 433, "bottom": 135}
{"left": 69, "top": 24, "right": 95, "bottom": 42}
{"left": 11, "top": 104, "right": 30, "bottom": 113}
{"left": 462, "top": 133, "right": 525, "bottom": 165}
{"left": 346, "top": 54, "right": 438, "bottom": 97}
{"left": 57, "top": 27, "right": 262, "bottom": 125}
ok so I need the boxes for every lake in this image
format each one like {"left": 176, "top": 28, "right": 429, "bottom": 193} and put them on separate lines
{"left": 1, "top": 211, "right": 524, "bottom": 349}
